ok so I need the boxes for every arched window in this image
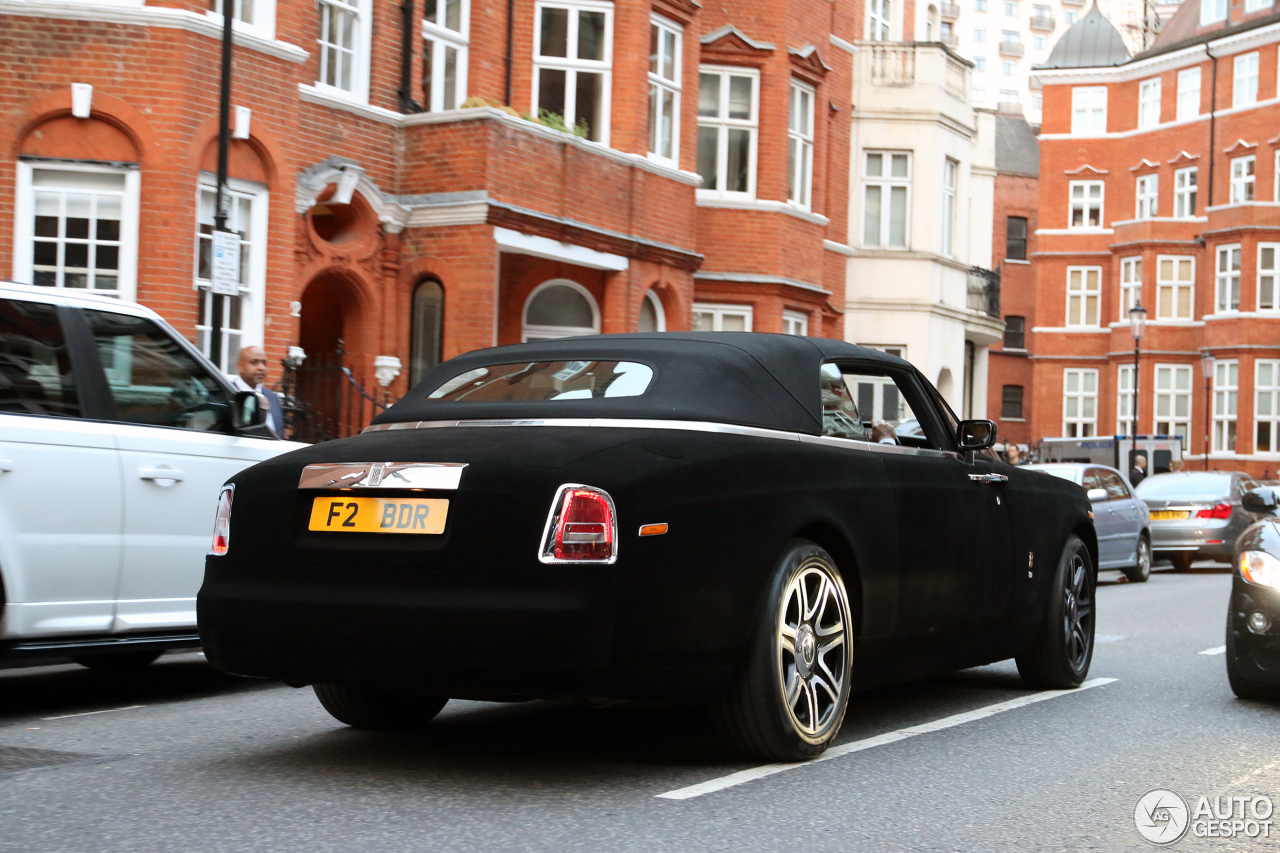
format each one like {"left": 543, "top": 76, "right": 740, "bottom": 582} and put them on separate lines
{"left": 522, "top": 279, "right": 600, "bottom": 342}
{"left": 638, "top": 289, "right": 666, "bottom": 332}
{"left": 410, "top": 278, "right": 444, "bottom": 386}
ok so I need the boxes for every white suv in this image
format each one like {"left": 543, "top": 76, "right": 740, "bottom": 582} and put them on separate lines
{"left": 0, "top": 281, "right": 302, "bottom": 669}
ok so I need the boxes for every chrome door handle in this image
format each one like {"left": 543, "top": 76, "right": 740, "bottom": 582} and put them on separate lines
{"left": 968, "top": 473, "right": 1008, "bottom": 484}
{"left": 139, "top": 468, "right": 185, "bottom": 483}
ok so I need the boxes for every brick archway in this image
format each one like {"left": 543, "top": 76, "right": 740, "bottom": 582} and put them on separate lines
{"left": 298, "top": 268, "right": 370, "bottom": 361}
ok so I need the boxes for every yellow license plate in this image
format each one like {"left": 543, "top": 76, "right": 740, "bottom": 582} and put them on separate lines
{"left": 308, "top": 497, "right": 449, "bottom": 534}
{"left": 1150, "top": 510, "right": 1190, "bottom": 521}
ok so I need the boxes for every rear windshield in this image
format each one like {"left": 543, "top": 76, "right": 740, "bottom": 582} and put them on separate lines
{"left": 427, "top": 361, "right": 653, "bottom": 402}
{"left": 1135, "top": 473, "right": 1232, "bottom": 500}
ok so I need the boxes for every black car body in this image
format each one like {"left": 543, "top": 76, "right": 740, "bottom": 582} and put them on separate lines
{"left": 198, "top": 334, "right": 1097, "bottom": 759}
{"left": 1227, "top": 488, "right": 1280, "bottom": 699}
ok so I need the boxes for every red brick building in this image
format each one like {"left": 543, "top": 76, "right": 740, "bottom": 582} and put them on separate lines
{"left": 0, "top": 0, "right": 854, "bottom": 410}
{"left": 1024, "top": 0, "right": 1280, "bottom": 477}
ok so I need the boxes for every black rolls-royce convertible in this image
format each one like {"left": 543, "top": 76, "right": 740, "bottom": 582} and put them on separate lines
{"left": 198, "top": 334, "right": 1097, "bottom": 761}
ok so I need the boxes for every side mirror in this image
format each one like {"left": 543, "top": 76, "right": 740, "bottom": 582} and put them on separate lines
{"left": 1086, "top": 488, "right": 1109, "bottom": 502}
{"left": 1243, "top": 487, "right": 1279, "bottom": 513}
{"left": 957, "top": 419, "right": 997, "bottom": 451}
{"left": 231, "top": 390, "right": 270, "bottom": 433}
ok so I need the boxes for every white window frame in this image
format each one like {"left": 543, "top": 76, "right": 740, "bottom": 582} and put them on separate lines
{"left": 1034, "top": 35, "right": 1047, "bottom": 50}
{"left": 521, "top": 278, "right": 602, "bottom": 342}
{"left": 783, "top": 310, "right": 809, "bottom": 336}
{"left": 1138, "top": 77, "right": 1161, "bottom": 128}
{"left": 1276, "top": 149, "right": 1280, "bottom": 202}
{"left": 1259, "top": 242, "right": 1280, "bottom": 312}
{"left": 1230, "top": 155, "right": 1255, "bottom": 204}
{"left": 1065, "top": 266, "right": 1102, "bottom": 328}
{"left": 1068, "top": 180, "right": 1104, "bottom": 229}
{"left": 867, "top": 0, "right": 896, "bottom": 41}
{"left": 974, "top": 26, "right": 987, "bottom": 42}
{"left": 647, "top": 14, "right": 682, "bottom": 164}
{"left": 1201, "top": 0, "right": 1226, "bottom": 24}
{"left": 1063, "top": 368, "right": 1099, "bottom": 438}
{"left": 208, "top": 0, "right": 277, "bottom": 38}
{"left": 974, "top": 56, "right": 987, "bottom": 72}
{"left": 1213, "top": 359, "right": 1238, "bottom": 453}
{"left": 533, "top": 0, "right": 614, "bottom": 145}
{"left": 941, "top": 157, "right": 959, "bottom": 257}
{"left": 1135, "top": 173, "right": 1158, "bottom": 219}
{"left": 423, "top": 0, "right": 470, "bottom": 112}
{"left": 1245, "top": 0, "right": 1271, "bottom": 11}
{"left": 1233, "top": 52, "right": 1259, "bottom": 108}
{"left": 12, "top": 160, "right": 140, "bottom": 303}
{"left": 194, "top": 174, "right": 269, "bottom": 374}
{"left": 1153, "top": 363, "right": 1192, "bottom": 444}
{"left": 1256, "top": 359, "right": 1280, "bottom": 454}
{"left": 1071, "top": 86, "right": 1107, "bottom": 135}
{"left": 1174, "top": 166, "right": 1197, "bottom": 217}
{"left": 1117, "top": 364, "right": 1134, "bottom": 435}
{"left": 316, "top": 0, "right": 372, "bottom": 103}
{"left": 1120, "top": 256, "right": 1142, "bottom": 319}
{"left": 1002, "top": 60, "right": 1016, "bottom": 76}
{"left": 696, "top": 65, "right": 759, "bottom": 198}
{"left": 639, "top": 289, "right": 666, "bottom": 332}
{"left": 787, "top": 80, "right": 815, "bottom": 210}
{"left": 691, "top": 302, "right": 753, "bottom": 332}
{"left": 1156, "top": 255, "right": 1195, "bottom": 320}
{"left": 1216, "top": 243, "right": 1242, "bottom": 313}
{"left": 1177, "top": 67, "right": 1200, "bottom": 121}
{"left": 862, "top": 150, "right": 912, "bottom": 249}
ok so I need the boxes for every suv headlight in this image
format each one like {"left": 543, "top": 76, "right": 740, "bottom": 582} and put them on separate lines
{"left": 1239, "top": 550, "right": 1280, "bottom": 589}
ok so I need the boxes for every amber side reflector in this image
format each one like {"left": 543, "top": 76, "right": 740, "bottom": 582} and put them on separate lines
{"left": 639, "top": 523, "right": 668, "bottom": 537}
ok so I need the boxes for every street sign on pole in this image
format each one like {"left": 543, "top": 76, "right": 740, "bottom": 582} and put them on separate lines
{"left": 211, "top": 229, "right": 241, "bottom": 296}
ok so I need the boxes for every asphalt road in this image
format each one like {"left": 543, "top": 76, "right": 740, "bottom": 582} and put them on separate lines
{"left": 1, "top": 564, "right": 1274, "bottom": 853}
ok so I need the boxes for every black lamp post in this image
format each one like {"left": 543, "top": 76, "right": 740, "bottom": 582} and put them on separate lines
{"left": 1129, "top": 300, "right": 1147, "bottom": 438}
{"left": 1201, "top": 350, "right": 1215, "bottom": 470}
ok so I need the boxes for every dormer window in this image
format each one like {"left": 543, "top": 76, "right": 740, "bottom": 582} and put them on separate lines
{"left": 1200, "top": 0, "right": 1226, "bottom": 24}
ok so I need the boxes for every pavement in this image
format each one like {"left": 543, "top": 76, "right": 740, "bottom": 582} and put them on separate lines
{"left": 0, "top": 563, "right": 1275, "bottom": 853}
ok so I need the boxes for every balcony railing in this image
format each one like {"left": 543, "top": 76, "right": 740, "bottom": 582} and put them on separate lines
{"left": 940, "top": 2, "right": 962, "bottom": 18}
{"left": 1030, "top": 14, "right": 1055, "bottom": 30}
{"left": 941, "top": 33, "right": 960, "bottom": 48}
{"left": 1061, "top": 0, "right": 1085, "bottom": 6}
{"left": 968, "top": 267, "right": 1001, "bottom": 318}
{"left": 999, "top": 41, "right": 1025, "bottom": 57}
{"left": 997, "top": 100, "right": 1023, "bottom": 114}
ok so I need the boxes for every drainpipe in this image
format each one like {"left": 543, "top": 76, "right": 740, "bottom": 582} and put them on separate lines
{"left": 504, "top": 0, "right": 515, "bottom": 105}
{"left": 1206, "top": 45, "right": 1218, "bottom": 208}
{"left": 398, "top": 0, "right": 422, "bottom": 113}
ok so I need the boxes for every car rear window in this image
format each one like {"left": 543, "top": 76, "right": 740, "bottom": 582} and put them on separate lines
{"left": 1135, "top": 473, "right": 1232, "bottom": 500}
{"left": 427, "top": 360, "right": 653, "bottom": 402}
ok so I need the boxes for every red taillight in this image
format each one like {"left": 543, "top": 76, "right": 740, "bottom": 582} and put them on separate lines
{"left": 1196, "top": 502, "right": 1232, "bottom": 520}
{"left": 540, "top": 485, "right": 617, "bottom": 563}
{"left": 210, "top": 485, "right": 234, "bottom": 556}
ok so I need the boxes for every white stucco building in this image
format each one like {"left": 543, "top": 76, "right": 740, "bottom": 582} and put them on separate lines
{"left": 840, "top": 41, "right": 1003, "bottom": 419}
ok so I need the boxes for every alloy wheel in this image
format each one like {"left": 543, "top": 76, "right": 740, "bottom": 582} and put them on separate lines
{"left": 776, "top": 558, "right": 851, "bottom": 743}
{"left": 1062, "top": 550, "right": 1094, "bottom": 671}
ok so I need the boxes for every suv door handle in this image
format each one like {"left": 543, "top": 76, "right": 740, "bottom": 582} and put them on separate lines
{"left": 968, "top": 473, "right": 1008, "bottom": 484}
{"left": 139, "top": 468, "right": 185, "bottom": 483}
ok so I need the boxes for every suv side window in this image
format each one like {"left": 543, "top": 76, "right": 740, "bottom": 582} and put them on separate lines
{"left": 1082, "top": 468, "right": 1103, "bottom": 493}
{"left": 1100, "top": 470, "right": 1130, "bottom": 500}
{"left": 0, "top": 298, "right": 80, "bottom": 418}
{"left": 83, "top": 309, "right": 229, "bottom": 432}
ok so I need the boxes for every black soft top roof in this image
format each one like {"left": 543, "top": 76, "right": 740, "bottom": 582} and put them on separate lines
{"left": 373, "top": 333, "right": 910, "bottom": 435}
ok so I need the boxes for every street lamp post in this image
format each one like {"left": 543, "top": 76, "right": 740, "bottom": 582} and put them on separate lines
{"left": 1129, "top": 300, "right": 1148, "bottom": 443}
{"left": 1201, "top": 351, "right": 1215, "bottom": 470}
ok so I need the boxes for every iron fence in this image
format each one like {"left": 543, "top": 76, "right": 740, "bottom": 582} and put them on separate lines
{"left": 278, "top": 342, "right": 391, "bottom": 443}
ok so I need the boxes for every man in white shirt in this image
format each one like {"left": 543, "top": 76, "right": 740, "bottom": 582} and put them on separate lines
{"left": 232, "top": 345, "right": 285, "bottom": 437}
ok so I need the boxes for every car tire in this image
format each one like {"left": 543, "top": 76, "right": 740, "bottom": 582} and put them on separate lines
{"left": 313, "top": 682, "right": 448, "bottom": 729}
{"left": 712, "top": 540, "right": 855, "bottom": 762}
{"left": 1123, "top": 536, "right": 1152, "bottom": 583}
{"left": 72, "top": 651, "right": 163, "bottom": 671}
{"left": 1170, "top": 552, "right": 1195, "bottom": 572}
{"left": 1016, "top": 535, "right": 1095, "bottom": 689}
{"left": 1225, "top": 612, "right": 1280, "bottom": 701}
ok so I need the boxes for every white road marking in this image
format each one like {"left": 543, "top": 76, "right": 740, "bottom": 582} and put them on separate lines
{"left": 656, "top": 677, "right": 1118, "bottom": 800}
{"left": 41, "top": 704, "right": 145, "bottom": 721}
{"left": 1199, "top": 645, "right": 1227, "bottom": 656}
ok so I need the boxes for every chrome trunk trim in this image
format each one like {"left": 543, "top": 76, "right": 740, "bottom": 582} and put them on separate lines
{"left": 298, "top": 462, "right": 468, "bottom": 490}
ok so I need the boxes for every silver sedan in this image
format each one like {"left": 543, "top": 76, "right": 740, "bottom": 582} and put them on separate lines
{"left": 1026, "top": 463, "right": 1153, "bottom": 582}
{"left": 1134, "top": 471, "right": 1266, "bottom": 571}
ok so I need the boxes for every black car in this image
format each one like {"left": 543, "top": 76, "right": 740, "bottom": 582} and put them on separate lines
{"left": 1227, "top": 487, "right": 1280, "bottom": 700}
{"left": 198, "top": 334, "right": 1097, "bottom": 761}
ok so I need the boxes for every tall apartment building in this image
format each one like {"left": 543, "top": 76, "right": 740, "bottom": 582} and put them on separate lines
{"left": 1029, "top": 0, "right": 1280, "bottom": 478}
{"left": 933, "top": 0, "right": 1160, "bottom": 124}
{"left": 0, "top": 0, "right": 855, "bottom": 410}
